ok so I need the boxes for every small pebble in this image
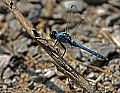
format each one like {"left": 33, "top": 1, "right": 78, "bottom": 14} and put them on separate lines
{"left": 28, "top": 81, "right": 34, "bottom": 90}
{"left": 106, "top": 13, "right": 120, "bottom": 26}
{"left": 2, "top": 67, "right": 14, "bottom": 79}
{"left": 44, "top": 70, "right": 55, "bottom": 78}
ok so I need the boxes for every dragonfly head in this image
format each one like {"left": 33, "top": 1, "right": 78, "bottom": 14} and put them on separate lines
{"left": 50, "top": 30, "right": 57, "bottom": 39}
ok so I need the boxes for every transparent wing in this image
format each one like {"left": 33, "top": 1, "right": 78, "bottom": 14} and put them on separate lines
{"left": 64, "top": 5, "right": 85, "bottom": 42}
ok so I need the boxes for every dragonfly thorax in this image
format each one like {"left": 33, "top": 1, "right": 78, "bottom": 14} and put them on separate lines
{"left": 50, "top": 30, "right": 57, "bottom": 40}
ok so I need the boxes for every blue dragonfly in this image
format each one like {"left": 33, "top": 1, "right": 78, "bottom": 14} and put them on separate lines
{"left": 50, "top": 5, "right": 108, "bottom": 61}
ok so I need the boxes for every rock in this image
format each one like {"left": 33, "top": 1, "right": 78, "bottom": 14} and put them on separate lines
{"left": 13, "top": 39, "right": 29, "bottom": 53}
{"left": 45, "top": 80, "right": 54, "bottom": 89}
{"left": 103, "top": 3, "right": 120, "bottom": 13}
{"left": 114, "top": 70, "right": 120, "bottom": 76}
{"left": 31, "top": 75, "right": 46, "bottom": 83}
{"left": 112, "top": 79, "right": 120, "bottom": 88}
{"left": 2, "top": 85, "right": 7, "bottom": 90}
{"left": 112, "top": 25, "right": 120, "bottom": 47}
{"left": 0, "top": 14, "right": 5, "bottom": 22}
{"left": 26, "top": 67, "right": 37, "bottom": 76}
{"left": 96, "top": 7, "right": 108, "bottom": 16}
{"left": 82, "top": 26, "right": 98, "bottom": 41}
{"left": 118, "top": 88, "right": 120, "bottom": 93}
{"left": 103, "top": 81, "right": 111, "bottom": 86}
{"left": 35, "top": 69, "right": 42, "bottom": 74}
{"left": 44, "top": 69, "right": 55, "bottom": 78}
{"left": 0, "top": 55, "right": 11, "bottom": 79}
{"left": 106, "top": 13, "right": 120, "bottom": 26}
{"left": 28, "top": 7, "right": 41, "bottom": 24}
{"left": 14, "top": 69, "right": 21, "bottom": 76}
{"left": 87, "top": 72, "right": 98, "bottom": 79}
{"left": 28, "top": 46, "right": 39, "bottom": 56}
{"left": 68, "top": 47, "right": 82, "bottom": 60}
{"left": 28, "top": 81, "right": 34, "bottom": 90}
{"left": 16, "top": 2, "right": 35, "bottom": 14}
{"left": 108, "top": 0, "right": 120, "bottom": 9}
{"left": 2, "top": 67, "right": 14, "bottom": 79}
{"left": 0, "top": 48, "right": 7, "bottom": 54}
{"left": 0, "top": 6, "right": 7, "bottom": 14}
{"left": 62, "top": 0, "right": 85, "bottom": 12}
{"left": 93, "top": 17, "right": 102, "bottom": 27}
{"left": 38, "top": 55, "right": 49, "bottom": 62}
{"left": 108, "top": 58, "right": 120, "bottom": 74}
{"left": 4, "top": 79, "right": 12, "bottom": 86}
{"left": 83, "top": 0, "right": 107, "bottom": 5}
{"left": 20, "top": 37, "right": 32, "bottom": 46}
{"left": 104, "top": 77, "right": 111, "bottom": 82}
{"left": 109, "top": 58, "right": 120, "bottom": 65}
{"left": 8, "top": 19, "right": 22, "bottom": 31}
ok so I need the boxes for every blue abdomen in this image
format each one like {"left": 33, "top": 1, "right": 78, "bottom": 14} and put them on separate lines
{"left": 70, "top": 40, "right": 107, "bottom": 60}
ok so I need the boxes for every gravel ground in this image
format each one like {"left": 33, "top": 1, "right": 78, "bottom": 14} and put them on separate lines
{"left": 0, "top": 0, "right": 120, "bottom": 93}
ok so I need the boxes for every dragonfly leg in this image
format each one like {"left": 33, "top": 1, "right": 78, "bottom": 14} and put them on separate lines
{"left": 32, "top": 29, "right": 40, "bottom": 37}
{"left": 59, "top": 42, "right": 66, "bottom": 57}
{"left": 34, "top": 37, "right": 48, "bottom": 43}
{"left": 54, "top": 41, "right": 58, "bottom": 47}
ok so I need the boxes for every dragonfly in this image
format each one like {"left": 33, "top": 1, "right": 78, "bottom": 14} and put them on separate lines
{"left": 50, "top": 5, "right": 108, "bottom": 61}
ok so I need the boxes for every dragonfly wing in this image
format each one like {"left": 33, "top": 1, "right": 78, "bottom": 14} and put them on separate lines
{"left": 64, "top": 5, "right": 85, "bottom": 42}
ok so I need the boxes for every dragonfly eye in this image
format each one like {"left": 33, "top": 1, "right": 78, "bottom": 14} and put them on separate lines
{"left": 50, "top": 31, "right": 57, "bottom": 39}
